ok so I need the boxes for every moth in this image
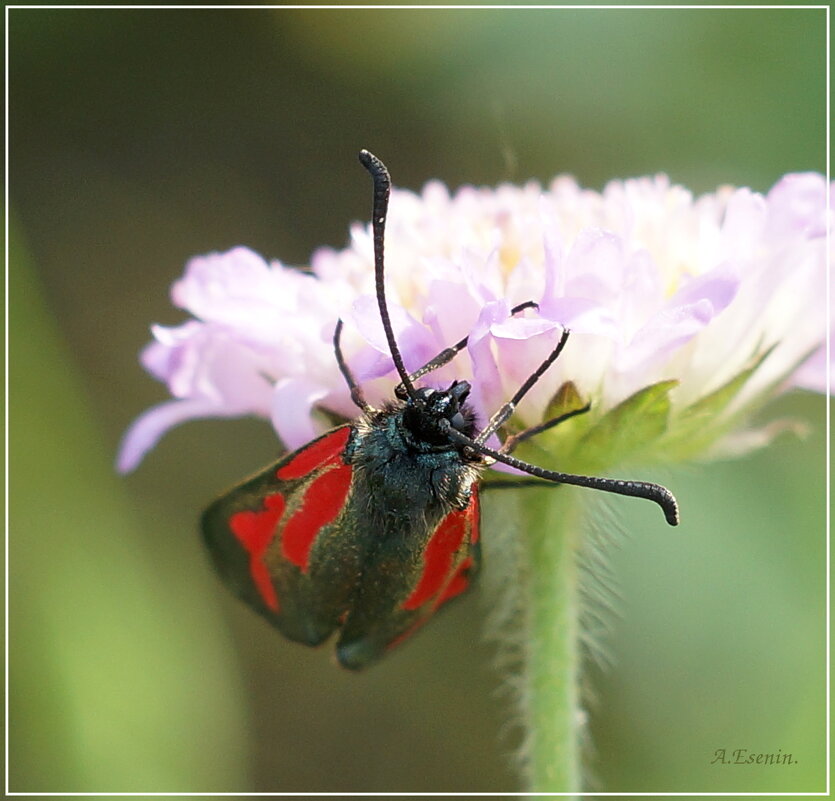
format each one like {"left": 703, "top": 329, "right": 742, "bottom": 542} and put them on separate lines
{"left": 202, "top": 150, "right": 679, "bottom": 670}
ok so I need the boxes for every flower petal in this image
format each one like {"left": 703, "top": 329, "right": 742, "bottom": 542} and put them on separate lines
{"left": 765, "top": 172, "right": 829, "bottom": 239}
{"left": 467, "top": 300, "right": 510, "bottom": 420}
{"left": 789, "top": 344, "right": 830, "bottom": 394}
{"left": 270, "top": 378, "right": 331, "bottom": 452}
{"left": 117, "top": 398, "right": 239, "bottom": 473}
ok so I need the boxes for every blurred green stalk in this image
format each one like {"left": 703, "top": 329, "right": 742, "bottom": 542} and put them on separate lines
{"left": 9, "top": 219, "right": 250, "bottom": 792}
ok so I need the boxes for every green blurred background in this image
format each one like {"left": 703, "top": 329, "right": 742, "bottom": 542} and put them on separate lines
{"left": 9, "top": 6, "right": 827, "bottom": 793}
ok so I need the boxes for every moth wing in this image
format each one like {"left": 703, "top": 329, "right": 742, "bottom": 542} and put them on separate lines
{"left": 335, "top": 486, "right": 481, "bottom": 670}
{"left": 201, "top": 425, "right": 358, "bottom": 647}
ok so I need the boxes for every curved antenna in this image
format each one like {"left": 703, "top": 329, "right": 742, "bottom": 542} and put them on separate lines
{"left": 442, "top": 424, "right": 680, "bottom": 526}
{"left": 358, "top": 149, "right": 418, "bottom": 400}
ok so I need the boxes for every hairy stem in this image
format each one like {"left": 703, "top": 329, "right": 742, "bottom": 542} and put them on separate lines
{"left": 519, "top": 488, "right": 582, "bottom": 793}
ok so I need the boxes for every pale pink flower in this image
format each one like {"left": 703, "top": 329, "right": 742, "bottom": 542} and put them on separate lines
{"left": 118, "top": 171, "right": 829, "bottom": 473}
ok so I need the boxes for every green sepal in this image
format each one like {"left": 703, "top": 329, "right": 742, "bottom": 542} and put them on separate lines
{"left": 570, "top": 379, "right": 678, "bottom": 472}
{"left": 506, "top": 381, "right": 593, "bottom": 472}
{"left": 660, "top": 345, "right": 776, "bottom": 461}
{"left": 543, "top": 381, "right": 587, "bottom": 419}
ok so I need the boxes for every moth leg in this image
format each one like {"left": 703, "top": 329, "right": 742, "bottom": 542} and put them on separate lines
{"left": 394, "top": 300, "right": 539, "bottom": 399}
{"left": 499, "top": 402, "right": 591, "bottom": 454}
{"left": 333, "top": 320, "right": 372, "bottom": 412}
{"left": 480, "top": 403, "right": 590, "bottom": 491}
{"left": 475, "top": 327, "right": 571, "bottom": 445}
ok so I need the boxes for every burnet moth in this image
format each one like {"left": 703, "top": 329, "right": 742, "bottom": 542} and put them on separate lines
{"left": 202, "top": 150, "right": 680, "bottom": 670}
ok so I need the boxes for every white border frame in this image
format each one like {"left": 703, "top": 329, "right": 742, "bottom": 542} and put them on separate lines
{"left": 4, "top": 4, "right": 830, "bottom": 797}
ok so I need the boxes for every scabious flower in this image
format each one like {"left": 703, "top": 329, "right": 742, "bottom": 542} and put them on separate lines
{"left": 119, "top": 166, "right": 829, "bottom": 793}
{"left": 119, "top": 171, "right": 829, "bottom": 474}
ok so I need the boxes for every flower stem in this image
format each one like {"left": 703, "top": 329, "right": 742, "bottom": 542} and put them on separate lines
{"left": 519, "top": 488, "right": 582, "bottom": 793}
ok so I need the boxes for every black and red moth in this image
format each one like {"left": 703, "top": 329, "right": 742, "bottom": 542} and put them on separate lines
{"left": 202, "top": 150, "right": 680, "bottom": 670}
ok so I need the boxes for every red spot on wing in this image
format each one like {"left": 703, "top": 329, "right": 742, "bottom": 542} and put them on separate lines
{"left": 403, "top": 507, "right": 470, "bottom": 611}
{"left": 229, "top": 493, "right": 286, "bottom": 611}
{"left": 386, "top": 554, "right": 475, "bottom": 653}
{"left": 389, "top": 493, "right": 479, "bottom": 652}
{"left": 282, "top": 462, "right": 353, "bottom": 571}
{"left": 435, "top": 557, "right": 473, "bottom": 608}
{"left": 277, "top": 427, "right": 351, "bottom": 480}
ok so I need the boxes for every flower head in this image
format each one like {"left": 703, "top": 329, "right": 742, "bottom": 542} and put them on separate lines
{"left": 118, "top": 170, "right": 829, "bottom": 473}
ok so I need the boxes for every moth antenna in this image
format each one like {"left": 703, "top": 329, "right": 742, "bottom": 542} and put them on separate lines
{"left": 443, "top": 425, "right": 680, "bottom": 526}
{"left": 359, "top": 149, "right": 418, "bottom": 400}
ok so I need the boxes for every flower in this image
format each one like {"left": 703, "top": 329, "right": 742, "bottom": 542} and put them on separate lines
{"left": 118, "top": 171, "right": 829, "bottom": 474}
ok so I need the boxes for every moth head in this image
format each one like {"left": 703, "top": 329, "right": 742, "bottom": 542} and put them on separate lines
{"left": 404, "top": 381, "right": 476, "bottom": 444}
